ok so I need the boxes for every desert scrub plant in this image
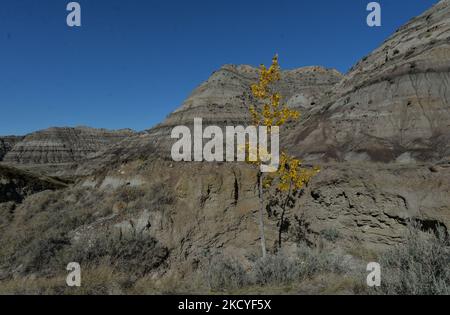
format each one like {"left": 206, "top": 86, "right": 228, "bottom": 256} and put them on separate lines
{"left": 252, "top": 251, "right": 299, "bottom": 285}
{"left": 252, "top": 244, "right": 347, "bottom": 286}
{"left": 295, "top": 243, "right": 346, "bottom": 279}
{"left": 21, "top": 231, "right": 71, "bottom": 274}
{"left": 133, "top": 184, "right": 175, "bottom": 210}
{"left": 65, "top": 233, "right": 169, "bottom": 277}
{"left": 116, "top": 185, "right": 145, "bottom": 204}
{"left": 320, "top": 227, "right": 342, "bottom": 243}
{"left": 0, "top": 266, "right": 130, "bottom": 295}
{"left": 374, "top": 223, "right": 449, "bottom": 295}
{"left": 206, "top": 255, "right": 248, "bottom": 291}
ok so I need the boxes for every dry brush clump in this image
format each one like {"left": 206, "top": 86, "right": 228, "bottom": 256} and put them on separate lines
{"left": 252, "top": 244, "right": 347, "bottom": 286}
{"left": 374, "top": 223, "right": 450, "bottom": 295}
{"left": 65, "top": 233, "right": 169, "bottom": 277}
{"left": 0, "top": 266, "right": 132, "bottom": 295}
{"left": 204, "top": 223, "right": 450, "bottom": 295}
{"left": 112, "top": 184, "right": 174, "bottom": 214}
{"left": 205, "top": 243, "right": 350, "bottom": 293}
{"left": 0, "top": 183, "right": 171, "bottom": 280}
{"left": 206, "top": 254, "right": 249, "bottom": 291}
{"left": 320, "top": 227, "right": 342, "bottom": 243}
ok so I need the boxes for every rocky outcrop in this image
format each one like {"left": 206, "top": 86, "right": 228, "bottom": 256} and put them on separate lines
{"left": 298, "top": 162, "right": 450, "bottom": 249}
{"left": 53, "top": 160, "right": 450, "bottom": 266}
{"left": 286, "top": 0, "right": 450, "bottom": 163}
{"left": 0, "top": 136, "right": 23, "bottom": 161}
{"left": 3, "top": 127, "right": 135, "bottom": 165}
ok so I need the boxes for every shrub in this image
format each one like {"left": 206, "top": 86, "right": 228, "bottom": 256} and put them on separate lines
{"left": 253, "top": 252, "right": 299, "bottom": 285}
{"left": 320, "top": 227, "right": 342, "bottom": 242}
{"left": 252, "top": 244, "right": 346, "bottom": 286}
{"left": 116, "top": 186, "right": 145, "bottom": 204}
{"left": 66, "top": 233, "right": 169, "bottom": 276}
{"left": 206, "top": 255, "right": 248, "bottom": 291}
{"left": 375, "top": 223, "right": 450, "bottom": 295}
{"left": 296, "top": 244, "right": 346, "bottom": 279}
{"left": 0, "top": 266, "right": 128, "bottom": 295}
{"left": 21, "top": 231, "right": 71, "bottom": 274}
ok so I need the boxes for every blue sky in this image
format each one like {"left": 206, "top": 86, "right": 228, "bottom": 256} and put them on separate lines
{"left": 0, "top": 0, "right": 439, "bottom": 135}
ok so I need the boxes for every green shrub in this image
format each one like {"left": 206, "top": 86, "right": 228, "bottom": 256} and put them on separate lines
{"left": 320, "top": 227, "right": 342, "bottom": 242}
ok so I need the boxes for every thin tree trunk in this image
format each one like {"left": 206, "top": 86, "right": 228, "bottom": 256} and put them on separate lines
{"left": 258, "top": 172, "right": 267, "bottom": 258}
{"left": 278, "top": 181, "right": 292, "bottom": 249}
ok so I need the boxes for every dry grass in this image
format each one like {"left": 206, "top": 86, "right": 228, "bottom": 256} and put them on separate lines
{"left": 0, "top": 266, "right": 129, "bottom": 295}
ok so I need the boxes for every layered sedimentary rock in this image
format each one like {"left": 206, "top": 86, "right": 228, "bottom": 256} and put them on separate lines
{"left": 74, "top": 64, "right": 342, "bottom": 173}
{"left": 286, "top": 0, "right": 450, "bottom": 163}
{"left": 0, "top": 136, "right": 23, "bottom": 161}
{"left": 145, "top": 64, "right": 342, "bottom": 156}
{"left": 3, "top": 127, "right": 135, "bottom": 165}
{"left": 163, "top": 64, "right": 342, "bottom": 126}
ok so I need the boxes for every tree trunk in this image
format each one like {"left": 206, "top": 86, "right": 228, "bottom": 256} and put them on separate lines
{"left": 258, "top": 172, "right": 267, "bottom": 258}
{"left": 278, "top": 181, "right": 292, "bottom": 249}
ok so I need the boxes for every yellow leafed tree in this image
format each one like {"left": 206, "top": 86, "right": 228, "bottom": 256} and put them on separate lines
{"left": 249, "top": 55, "right": 319, "bottom": 257}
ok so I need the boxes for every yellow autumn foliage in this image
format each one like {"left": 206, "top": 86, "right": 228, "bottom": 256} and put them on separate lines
{"left": 263, "top": 152, "right": 320, "bottom": 192}
{"left": 249, "top": 55, "right": 319, "bottom": 192}
{"left": 250, "top": 55, "right": 300, "bottom": 127}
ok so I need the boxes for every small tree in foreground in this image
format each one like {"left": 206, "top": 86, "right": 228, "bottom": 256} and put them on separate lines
{"left": 247, "top": 55, "right": 320, "bottom": 257}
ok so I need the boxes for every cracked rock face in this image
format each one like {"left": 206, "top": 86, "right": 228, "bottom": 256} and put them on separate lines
{"left": 286, "top": 0, "right": 450, "bottom": 163}
{"left": 299, "top": 163, "right": 450, "bottom": 249}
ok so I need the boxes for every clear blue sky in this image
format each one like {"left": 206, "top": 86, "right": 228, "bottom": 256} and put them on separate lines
{"left": 0, "top": 0, "right": 439, "bottom": 136}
